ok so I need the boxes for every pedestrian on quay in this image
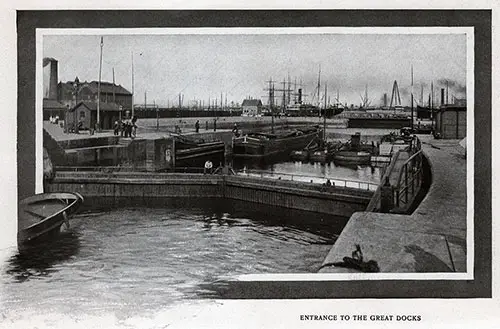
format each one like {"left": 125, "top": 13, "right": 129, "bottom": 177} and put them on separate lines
{"left": 232, "top": 123, "right": 240, "bottom": 137}
{"left": 213, "top": 118, "right": 217, "bottom": 132}
{"left": 205, "top": 121, "right": 209, "bottom": 131}
{"left": 204, "top": 160, "right": 213, "bottom": 175}
{"left": 132, "top": 116, "right": 138, "bottom": 138}
{"left": 113, "top": 121, "right": 119, "bottom": 136}
{"left": 127, "top": 121, "right": 132, "bottom": 138}
{"left": 76, "top": 120, "right": 83, "bottom": 134}
{"left": 195, "top": 120, "right": 200, "bottom": 133}
{"left": 124, "top": 120, "right": 129, "bottom": 138}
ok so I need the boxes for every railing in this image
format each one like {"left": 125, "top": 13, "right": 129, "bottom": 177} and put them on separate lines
{"left": 394, "top": 149, "right": 424, "bottom": 209}
{"left": 54, "top": 166, "right": 377, "bottom": 191}
{"left": 55, "top": 166, "right": 206, "bottom": 174}
{"left": 366, "top": 135, "right": 422, "bottom": 212}
{"left": 235, "top": 169, "right": 378, "bottom": 191}
{"left": 393, "top": 136, "right": 424, "bottom": 209}
{"left": 365, "top": 150, "right": 401, "bottom": 212}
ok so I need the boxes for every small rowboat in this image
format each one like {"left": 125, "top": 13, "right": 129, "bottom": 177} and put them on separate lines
{"left": 333, "top": 151, "right": 371, "bottom": 164}
{"left": 309, "top": 149, "right": 330, "bottom": 163}
{"left": 18, "top": 192, "right": 84, "bottom": 246}
{"left": 290, "top": 149, "right": 310, "bottom": 161}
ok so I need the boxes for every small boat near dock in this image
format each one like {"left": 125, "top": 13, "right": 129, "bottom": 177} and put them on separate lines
{"left": 290, "top": 138, "right": 321, "bottom": 162}
{"left": 233, "top": 126, "right": 321, "bottom": 159}
{"left": 333, "top": 151, "right": 372, "bottom": 164}
{"left": 332, "top": 132, "right": 376, "bottom": 165}
{"left": 173, "top": 134, "right": 225, "bottom": 166}
{"left": 18, "top": 192, "right": 84, "bottom": 247}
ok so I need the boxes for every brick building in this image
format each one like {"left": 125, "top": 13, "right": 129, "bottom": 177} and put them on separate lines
{"left": 58, "top": 80, "right": 132, "bottom": 112}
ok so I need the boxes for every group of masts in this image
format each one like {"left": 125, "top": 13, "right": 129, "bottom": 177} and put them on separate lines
{"left": 98, "top": 35, "right": 459, "bottom": 128}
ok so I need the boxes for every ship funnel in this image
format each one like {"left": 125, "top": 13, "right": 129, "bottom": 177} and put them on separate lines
{"left": 441, "top": 88, "right": 445, "bottom": 106}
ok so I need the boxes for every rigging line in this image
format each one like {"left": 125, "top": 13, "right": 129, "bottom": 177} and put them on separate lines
{"left": 164, "top": 60, "right": 226, "bottom": 105}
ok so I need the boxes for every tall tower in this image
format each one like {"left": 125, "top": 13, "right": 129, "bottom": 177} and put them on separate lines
{"left": 43, "top": 58, "right": 58, "bottom": 100}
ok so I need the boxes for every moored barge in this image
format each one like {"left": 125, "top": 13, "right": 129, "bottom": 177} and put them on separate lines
{"left": 232, "top": 126, "right": 321, "bottom": 159}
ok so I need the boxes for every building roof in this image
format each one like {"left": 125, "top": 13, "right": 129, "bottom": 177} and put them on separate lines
{"left": 242, "top": 99, "right": 262, "bottom": 107}
{"left": 59, "top": 81, "right": 132, "bottom": 96}
{"left": 70, "top": 101, "right": 122, "bottom": 112}
{"left": 43, "top": 98, "right": 67, "bottom": 110}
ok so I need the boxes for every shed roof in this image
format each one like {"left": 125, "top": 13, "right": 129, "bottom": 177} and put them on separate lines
{"left": 43, "top": 98, "right": 67, "bottom": 110}
{"left": 70, "top": 101, "right": 122, "bottom": 112}
{"left": 59, "top": 81, "right": 132, "bottom": 96}
{"left": 242, "top": 99, "right": 262, "bottom": 107}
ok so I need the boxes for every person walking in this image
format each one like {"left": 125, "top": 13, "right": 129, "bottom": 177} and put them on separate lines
{"left": 195, "top": 120, "right": 200, "bottom": 133}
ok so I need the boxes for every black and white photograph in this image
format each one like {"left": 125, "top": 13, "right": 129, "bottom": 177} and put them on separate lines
{"left": 0, "top": 6, "right": 495, "bottom": 329}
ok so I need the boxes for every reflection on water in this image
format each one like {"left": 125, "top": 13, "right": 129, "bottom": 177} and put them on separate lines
{"left": 1, "top": 199, "right": 346, "bottom": 319}
{"left": 233, "top": 158, "right": 381, "bottom": 184}
{"left": 5, "top": 231, "right": 81, "bottom": 283}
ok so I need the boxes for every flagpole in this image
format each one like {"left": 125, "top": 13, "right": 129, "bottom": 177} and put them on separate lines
{"left": 410, "top": 64, "right": 414, "bottom": 131}
{"left": 131, "top": 52, "right": 135, "bottom": 119}
{"left": 97, "top": 36, "right": 103, "bottom": 131}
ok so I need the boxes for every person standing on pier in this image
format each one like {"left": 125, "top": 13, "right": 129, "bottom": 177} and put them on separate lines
{"left": 213, "top": 118, "right": 217, "bottom": 132}
{"left": 195, "top": 120, "right": 200, "bottom": 133}
{"left": 232, "top": 123, "right": 239, "bottom": 137}
{"left": 125, "top": 120, "right": 131, "bottom": 138}
{"left": 113, "top": 121, "right": 119, "bottom": 136}
{"left": 204, "top": 160, "right": 213, "bottom": 175}
{"left": 132, "top": 116, "right": 138, "bottom": 138}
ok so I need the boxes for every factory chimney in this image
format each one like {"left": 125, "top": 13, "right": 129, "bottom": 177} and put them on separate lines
{"left": 441, "top": 88, "right": 445, "bottom": 106}
{"left": 49, "top": 59, "right": 58, "bottom": 100}
{"left": 298, "top": 88, "right": 302, "bottom": 104}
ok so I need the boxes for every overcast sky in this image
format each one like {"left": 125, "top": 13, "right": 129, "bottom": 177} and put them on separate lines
{"left": 43, "top": 31, "right": 467, "bottom": 107}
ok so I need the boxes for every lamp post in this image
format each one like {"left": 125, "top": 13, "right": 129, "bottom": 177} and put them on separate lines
{"left": 72, "top": 76, "right": 80, "bottom": 134}
{"left": 64, "top": 105, "right": 69, "bottom": 133}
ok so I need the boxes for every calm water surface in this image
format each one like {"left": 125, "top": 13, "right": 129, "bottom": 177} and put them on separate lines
{"left": 0, "top": 157, "right": 381, "bottom": 327}
{"left": 1, "top": 199, "right": 348, "bottom": 324}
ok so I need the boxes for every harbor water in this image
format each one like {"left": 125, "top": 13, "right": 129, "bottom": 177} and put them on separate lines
{"left": 1, "top": 199, "right": 349, "bottom": 324}
{"left": 1, "top": 157, "right": 381, "bottom": 327}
